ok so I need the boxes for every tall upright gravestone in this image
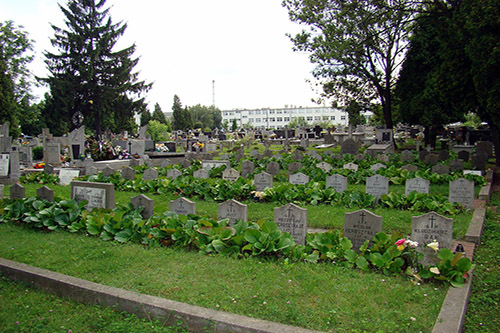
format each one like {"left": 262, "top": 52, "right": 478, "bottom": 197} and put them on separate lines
{"left": 449, "top": 178, "right": 474, "bottom": 209}
{"left": 218, "top": 199, "right": 248, "bottom": 226}
{"left": 412, "top": 212, "right": 453, "bottom": 265}
{"left": 344, "top": 209, "right": 382, "bottom": 251}
{"left": 274, "top": 203, "right": 308, "bottom": 245}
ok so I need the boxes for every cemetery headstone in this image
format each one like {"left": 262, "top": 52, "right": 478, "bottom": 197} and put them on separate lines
{"left": 316, "top": 161, "right": 332, "bottom": 173}
{"left": 249, "top": 149, "right": 260, "bottom": 159}
{"left": 193, "top": 169, "right": 209, "bottom": 179}
{"left": 218, "top": 199, "right": 248, "bottom": 225}
{"left": 289, "top": 172, "right": 310, "bottom": 185}
{"left": 59, "top": 169, "right": 80, "bottom": 185}
{"left": 377, "top": 154, "right": 390, "bottom": 164}
{"left": 288, "top": 162, "right": 303, "bottom": 175}
{"left": 202, "top": 160, "right": 230, "bottom": 170}
{"left": 307, "top": 150, "right": 322, "bottom": 160}
{"left": 121, "top": 167, "right": 135, "bottom": 181}
{"left": 68, "top": 126, "right": 85, "bottom": 161}
{"left": 254, "top": 172, "right": 273, "bottom": 191}
{"left": 102, "top": 166, "right": 115, "bottom": 177}
{"left": 370, "top": 163, "right": 386, "bottom": 172}
{"left": 71, "top": 181, "right": 115, "bottom": 209}
{"left": 266, "top": 161, "right": 280, "bottom": 176}
{"left": 438, "top": 150, "right": 450, "bottom": 161}
{"left": 449, "top": 159, "right": 464, "bottom": 172}
{"left": 44, "top": 163, "right": 55, "bottom": 175}
{"left": 130, "top": 194, "right": 154, "bottom": 219}
{"left": 326, "top": 174, "right": 348, "bottom": 193}
{"left": 222, "top": 168, "right": 240, "bottom": 182}
{"left": 129, "top": 139, "right": 146, "bottom": 156}
{"left": 457, "top": 150, "right": 470, "bottom": 162}
{"left": 476, "top": 141, "right": 493, "bottom": 158}
{"left": 9, "top": 148, "right": 20, "bottom": 180}
{"left": 344, "top": 209, "right": 382, "bottom": 251}
{"left": 401, "top": 150, "right": 414, "bottom": 163}
{"left": 365, "top": 174, "right": 389, "bottom": 197}
{"left": 0, "top": 154, "right": 9, "bottom": 176}
{"left": 411, "top": 211, "right": 453, "bottom": 264}
{"left": 44, "top": 142, "right": 61, "bottom": 165}
{"left": 343, "top": 162, "right": 359, "bottom": 172}
{"left": 341, "top": 138, "right": 359, "bottom": 155}
{"left": 401, "top": 164, "right": 418, "bottom": 172}
{"left": 292, "top": 150, "right": 303, "bottom": 160}
{"left": 129, "top": 158, "right": 143, "bottom": 167}
{"left": 143, "top": 168, "right": 158, "bottom": 181}
{"left": 424, "top": 153, "right": 439, "bottom": 165}
{"left": 471, "top": 151, "right": 488, "bottom": 171}
{"left": 449, "top": 178, "right": 474, "bottom": 209}
{"left": 10, "top": 183, "right": 25, "bottom": 199}
{"left": 241, "top": 160, "right": 255, "bottom": 178}
{"left": 170, "top": 197, "right": 196, "bottom": 216}
{"left": 180, "top": 159, "right": 191, "bottom": 168}
{"left": 0, "top": 184, "right": 3, "bottom": 198}
{"left": 431, "top": 164, "right": 450, "bottom": 175}
{"left": 405, "top": 177, "right": 430, "bottom": 196}
{"left": 274, "top": 203, "right": 308, "bottom": 245}
{"left": 160, "top": 159, "right": 173, "bottom": 168}
{"left": 167, "top": 168, "right": 182, "bottom": 180}
{"left": 36, "top": 185, "right": 54, "bottom": 202}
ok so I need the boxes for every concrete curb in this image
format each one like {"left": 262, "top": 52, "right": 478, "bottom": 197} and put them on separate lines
{"left": 465, "top": 208, "right": 486, "bottom": 244}
{"left": 0, "top": 258, "right": 318, "bottom": 333}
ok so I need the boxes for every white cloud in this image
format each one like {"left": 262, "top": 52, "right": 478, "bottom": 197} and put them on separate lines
{"left": 1, "top": 0, "right": 321, "bottom": 111}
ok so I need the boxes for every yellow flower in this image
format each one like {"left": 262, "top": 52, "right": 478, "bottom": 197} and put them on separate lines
{"left": 397, "top": 245, "right": 405, "bottom": 251}
{"left": 429, "top": 267, "right": 440, "bottom": 275}
{"left": 427, "top": 240, "right": 439, "bottom": 253}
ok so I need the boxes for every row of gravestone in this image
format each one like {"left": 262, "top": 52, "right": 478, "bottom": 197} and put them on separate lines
{"left": 7, "top": 181, "right": 453, "bottom": 264}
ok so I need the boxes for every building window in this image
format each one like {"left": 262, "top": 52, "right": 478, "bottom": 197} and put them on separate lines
{"left": 249, "top": 111, "right": 254, "bottom": 115}
{"left": 314, "top": 116, "right": 321, "bottom": 120}
{"left": 269, "top": 110, "right": 275, "bottom": 114}
{"left": 341, "top": 116, "right": 346, "bottom": 120}
{"left": 277, "top": 117, "right": 282, "bottom": 122}
{"left": 284, "top": 117, "right": 290, "bottom": 121}
{"left": 255, "top": 118, "right": 261, "bottom": 123}
{"left": 330, "top": 116, "right": 336, "bottom": 120}
{"left": 255, "top": 110, "right": 261, "bottom": 115}
{"left": 249, "top": 118, "right": 254, "bottom": 122}
{"left": 307, "top": 116, "right": 313, "bottom": 121}
{"left": 322, "top": 116, "right": 329, "bottom": 120}
{"left": 270, "top": 117, "right": 276, "bottom": 122}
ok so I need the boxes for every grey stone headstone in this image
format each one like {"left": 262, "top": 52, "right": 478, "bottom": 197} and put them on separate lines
{"left": 222, "top": 168, "right": 240, "bottom": 182}
{"left": 300, "top": 138, "right": 308, "bottom": 149}
{"left": 449, "top": 159, "right": 464, "bottom": 172}
{"left": 471, "top": 151, "right": 488, "bottom": 171}
{"left": 375, "top": 128, "right": 393, "bottom": 144}
{"left": 0, "top": 153, "right": 9, "bottom": 176}
{"left": 68, "top": 126, "right": 85, "bottom": 161}
{"left": 449, "top": 178, "right": 474, "bottom": 209}
{"left": 316, "top": 161, "right": 332, "bottom": 173}
{"left": 180, "top": 159, "right": 191, "bottom": 169}
{"left": 476, "top": 141, "right": 493, "bottom": 158}
{"left": 365, "top": 174, "right": 389, "bottom": 197}
{"left": 138, "top": 124, "right": 148, "bottom": 139}
{"left": 170, "top": 197, "right": 196, "bottom": 216}
{"left": 121, "top": 167, "right": 135, "bottom": 181}
{"left": 218, "top": 199, "right": 248, "bottom": 226}
{"left": 288, "top": 162, "right": 302, "bottom": 175}
{"left": 266, "top": 161, "right": 280, "bottom": 176}
{"left": 254, "top": 172, "right": 273, "bottom": 191}
{"left": 424, "top": 153, "right": 439, "bottom": 165}
{"left": 377, "top": 154, "right": 390, "bottom": 164}
{"left": 193, "top": 169, "right": 209, "bottom": 179}
{"left": 0, "top": 184, "right": 4, "bottom": 198}
{"left": 289, "top": 172, "right": 310, "bottom": 185}
{"left": 344, "top": 209, "right": 382, "bottom": 251}
{"left": 9, "top": 149, "right": 20, "bottom": 180}
{"left": 431, "top": 164, "right": 450, "bottom": 175}
{"left": 341, "top": 138, "right": 359, "bottom": 155}
{"left": 326, "top": 174, "right": 348, "bottom": 193}
{"left": 129, "top": 159, "right": 143, "bottom": 167}
{"left": 71, "top": 181, "right": 115, "bottom": 209}
{"left": 160, "top": 159, "right": 173, "bottom": 168}
{"left": 250, "top": 149, "right": 260, "bottom": 159}
{"left": 457, "top": 150, "right": 470, "bottom": 162}
{"left": 88, "top": 166, "right": 98, "bottom": 176}
{"left": 102, "top": 166, "right": 115, "bottom": 177}
{"left": 44, "top": 163, "right": 55, "bottom": 175}
{"left": 219, "top": 153, "right": 230, "bottom": 160}
{"left": 143, "top": 156, "right": 154, "bottom": 168}
{"left": 131, "top": 194, "right": 154, "bottom": 219}
{"left": 405, "top": 177, "right": 430, "bottom": 196}
{"left": 129, "top": 139, "right": 146, "bottom": 156}
{"left": 401, "top": 150, "right": 414, "bottom": 163}
{"left": 36, "top": 185, "right": 54, "bottom": 202}
{"left": 143, "top": 168, "right": 158, "bottom": 181}
{"left": 59, "top": 169, "right": 80, "bottom": 185}
{"left": 411, "top": 212, "right": 453, "bottom": 264}
{"left": 202, "top": 160, "right": 230, "bottom": 170}
{"left": 438, "top": 150, "right": 450, "bottom": 161}
{"left": 343, "top": 162, "right": 359, "bottom": 172}
{"left": 241, "top": 160, "right": 255, "bottom": 178}
{"left": 292, "top": 150, "right": 303, "bottom": 160}
{"left": 401, "top": 164, "right": 418, "bottom": 172}
{"left": 83, "top": 157, "right": 94, "bottom": 175}
{"left": 274, "top": 203, "right": 308, "bottom": 245}
{"left": 307, "top": 150, "right": 322, "bottom": 160}
{"left": 419, "top": 150, "right": 429, "bottom": 161}
{"left": 10, "top": 183, "right": 25, "bottom": 200}
{"left": 263, "top": 149, "right": 273, "bottom": 158}
{"left": 167, "top": 168, "right": 182, "bottom": 180}
{"left": 370, "top": 163, "right": 386, "bottom": 172}
{"left": 44, "top": 142, "right": 61, "bottom": 165}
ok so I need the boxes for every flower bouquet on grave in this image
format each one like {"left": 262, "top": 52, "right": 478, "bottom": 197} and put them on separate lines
{"left": 155, "top": 143, "right": 169, "bottom": 152}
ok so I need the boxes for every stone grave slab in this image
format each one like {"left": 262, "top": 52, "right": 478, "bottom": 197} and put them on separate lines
{"left": 274, "top": 203, "right": 308, "bottom": 245}
{"left": 254, "top": 172, "right": 273, "bottom": 191}
{"left": 0, "top": 153, "right": 9, "bottom": 176}
{"left": 222, "top": 168, "right": 240, "bottom": 182}
{"left": 129, "top": 159, "right": 143, "bottom": 167}
{"left": 44, "top": 142, "right": 61, "bottom": 165}
{"left": 167, "top": 168, "right": 182, "bottom": 180}
{"left": 202, "top": 160, "right": 230, "bottom": 170}
{"left": 344, "top": 209, "right": 382, "bottom": 251}
{"left": 170, "top": 197, "right": 196, "bottom": 216}
{"left": 370, "top": 163, "right": 386, "bottom": 172}
{"left": 266, "top": 161, "right": 280, "bottom": 176}
{"left": 36, "top": 185, "right": 54, "bottom": 202}
{"left": 102, "top": 166, "right": 115, "bottom": 177}
{"left": 401, "top": 150, "right": 414, "bottom": 163}
{"left": 316, "top": 161, "right": 332, "bottom": 173}
{"left": 193, "top": 169, "right": 209, "bottom": 179}
{"left": 241, "top": 160, "right": 255, "bottom": 178}
{"left": 160, "top": 159, "right": 173, "bottom": 168}
{"left": 143, "top": 168, "right": 158, "bottom": 181}
{"left": 343, "top": 162, "right": 359, "bottom": 172}
{"left": 457, "top": 150, "right": 470, "bottom": 162}
{"left": 326, "top": 174, "right": 347, "bottom": 193}
{"left": 131, "top": 194, "right": 154, "bottom": 219}
{"left": 288, "top": 162, "right": 302, "bottom": 175}
{"left": 449, "top": 159, "right": 464, "bottom": 172}
{"left": 289, "top": 172, "right": 310, "bottom": 185}
{"left": 431, "top": 164, "right": 450, "bottom": 175}
{"left": 218, "top": 199, "right": 248, "bottom": 225}
{"left": 341, "top": 138, "right": 359, "bottom": 155}
{"left": 401, "top": 164, "right": 418, "bottom": 172}
{"left": 405, "top": 177, "right": 430, "bottom": 196}
{"left": 71, "top": 181, "right": 115, "bottom": 209}
{"left": 449, "top": 178, "right": 474, "bottom": 209}
{"left": 121, "top": 167, "right": 135, "bottom": 181}
{"left": 59, "top": 169, "right": 80, "bottom": 185}
{"left": 412, "top": 212, "right": 453, "bottom": 264}
{"left": 438, "top": 150, "right": 450, "bottom": 161}
{"left": 10, "top": 183, "right": 25, "bottom": 199}
{"left": 365, "top": 174, "right": 389, "bottom": 197}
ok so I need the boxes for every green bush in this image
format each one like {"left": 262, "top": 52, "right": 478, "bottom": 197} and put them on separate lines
{"left": 32, "top": 146, "right": 43, "bottom": 160}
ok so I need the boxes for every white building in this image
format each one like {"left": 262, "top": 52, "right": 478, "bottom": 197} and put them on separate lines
{"left": 221, "top": 106, "right": 349, "bottom": 129}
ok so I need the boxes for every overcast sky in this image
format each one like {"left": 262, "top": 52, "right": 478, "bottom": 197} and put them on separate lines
{"left": 2, "top": 0, "right": 324, "bottom": 112}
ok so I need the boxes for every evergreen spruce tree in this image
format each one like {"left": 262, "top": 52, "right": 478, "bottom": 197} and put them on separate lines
{"left": 172, "top": 95, "right": 184, "bottom": 131}
{"left": 0, "top": 45, "right": 18, "bottom": 135}
{"left": 140, "top": 108, "right": 152, "bottom": 127}
{"left": 152, "top": 102, "right": 167, "bottom": 124}
{"left": 41, "top": 0, "right": 151, "bottom": 136}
